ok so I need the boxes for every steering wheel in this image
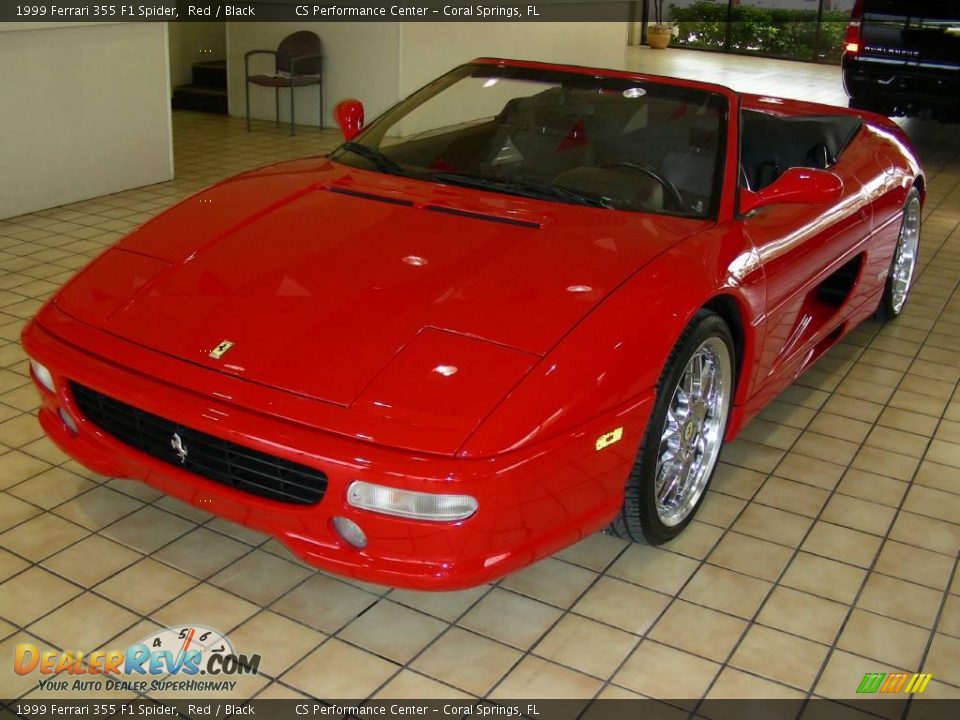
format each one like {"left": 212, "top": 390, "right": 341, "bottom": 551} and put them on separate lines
{"left": 602, "top": 161, "right": 685, "bottom": 212}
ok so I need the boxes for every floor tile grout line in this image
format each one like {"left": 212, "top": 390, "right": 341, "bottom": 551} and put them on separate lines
{"left": 581, "top": 332, "right": 872, "bottom": 712}
{"left": 688, "top": 315, "right": 885, "bottom": 709}
{"left": 691, "top": 207, "right": 960, "bottom": 705}
{"left": 900, "top": 551, "right": 960, "bottom": 719}
{"left": 373, "top": 542, "right": 638, "bottom": 704}
{"left": 475, "top": 545, "right": 638, "bottom": 705}
{"left": 11, "top": 512, "right": 373, "bottom": 700}
{"left": 0, "top": 451, "right": 318, "bottom": 637}
{"left": 798, "top": 226, "right": 960, "bottom": 710}
{"left": 5, "top": 495, "right": 261, "bottom": 661}
{"left": 261, "top": 577, "right": 500, "bottom": 702}
{"left": 0, "top": 476, "right": 250, "bottom": 595}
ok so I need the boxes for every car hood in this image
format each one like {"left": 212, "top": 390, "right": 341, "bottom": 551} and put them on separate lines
{"left": 55, "top": 159, "right": 709, "bottom": 414}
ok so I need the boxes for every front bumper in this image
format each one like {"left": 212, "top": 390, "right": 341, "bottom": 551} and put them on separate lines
{"left": 22, "top": 314, "right": 652, "bottom": 590}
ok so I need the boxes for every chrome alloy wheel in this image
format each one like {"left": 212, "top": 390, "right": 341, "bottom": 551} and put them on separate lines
{"left": 890, "top": 196, "right": 921, "bottom": 315}
{"left": 655, "top": 337, "right": 732, "bottom": 527}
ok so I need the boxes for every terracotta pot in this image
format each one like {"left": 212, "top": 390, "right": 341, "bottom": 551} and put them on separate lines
{"left": 647, "top": 26, "right": 672, "bottom": 50}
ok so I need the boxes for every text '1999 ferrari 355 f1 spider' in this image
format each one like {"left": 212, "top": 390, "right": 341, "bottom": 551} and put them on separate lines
{"left": 22, "top": 58, "right": 923, "bottom": 589}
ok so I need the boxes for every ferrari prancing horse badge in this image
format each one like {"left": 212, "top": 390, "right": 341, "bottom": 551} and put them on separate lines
{"left": 209, "top": 340, "right": 234, "bottom": 359}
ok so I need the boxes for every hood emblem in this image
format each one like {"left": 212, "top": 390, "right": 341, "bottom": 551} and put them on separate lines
{"left": 595, "top": 426, "right": 623, "bottom": 451}
{"left": 209, "top": 340, "right": 234, "bottom": 359}
{"left": 170, "top": 433, "right": 188, "bottom": 464}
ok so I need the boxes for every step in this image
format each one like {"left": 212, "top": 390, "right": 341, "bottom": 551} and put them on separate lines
{"left": 172, "top": 84, "right": 228, "bottom": 114}
{"left": 192, "top": 59, "right": 227, "bottom": 89}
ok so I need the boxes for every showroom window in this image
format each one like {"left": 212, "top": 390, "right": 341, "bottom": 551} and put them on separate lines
{"left": 644, "top": 0, "right": 856, "bottom": 63}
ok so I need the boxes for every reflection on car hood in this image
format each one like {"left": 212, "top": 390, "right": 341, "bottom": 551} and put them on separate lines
{"left": 55, "top": 159, "right": 710, "bottom": 408}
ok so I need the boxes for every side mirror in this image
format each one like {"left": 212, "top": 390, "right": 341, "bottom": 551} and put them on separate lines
{"left": 739, "top": 167, "right": 843, "bottom": 215}
{"left": 334, "top": 99, "right": 364, "bottom": 141}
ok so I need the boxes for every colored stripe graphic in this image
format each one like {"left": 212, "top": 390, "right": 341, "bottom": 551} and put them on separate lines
{"left": 880, "top": 672, "right": 909, "bottom": 693}
{"left": 857, "top": 673, "right": 885, "bottom": 693}
{"left": 904, "top": 673, "right": 933, "bottom": 694}
{"left": 857, "top": 672, "right": 932, "bottom": 694}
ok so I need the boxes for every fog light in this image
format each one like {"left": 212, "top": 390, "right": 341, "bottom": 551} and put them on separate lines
{"left": 58, "top": 407, "right": 78, "bottom": 435}
{"left": 332, "top": 516, "right": 367, "bottom": 549}
{"left": 346, "top": 481, "right": 478, "bottom": 521}
{"left": 30, "top": 359, "right": 55, "bottom": 393}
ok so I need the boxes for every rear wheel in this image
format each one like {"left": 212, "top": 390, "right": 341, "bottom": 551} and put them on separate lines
{"left": 610, "top": 310, "right": 734, "bottom": 544}
{"left": 876, "top": 188, "right": 921, "bottom": 321}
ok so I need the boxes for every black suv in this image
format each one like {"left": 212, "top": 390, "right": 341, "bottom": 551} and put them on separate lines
{"left": 842, "top": 0, "right": 960, "bottom": 118}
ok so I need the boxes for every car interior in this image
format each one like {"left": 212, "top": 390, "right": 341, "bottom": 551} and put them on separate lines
{"left": 372, "top": 88, "right": 864, "bottom": 217}
{"left": 382, "top": 85, "right": 725, "bottom": 217}
{"left": 739, "top": 110, "right": 863, "bottom": 191}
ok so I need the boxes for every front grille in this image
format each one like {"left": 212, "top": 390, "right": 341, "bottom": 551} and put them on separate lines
{"left": 70, "top": 383, "right": 327, "bottom": 505}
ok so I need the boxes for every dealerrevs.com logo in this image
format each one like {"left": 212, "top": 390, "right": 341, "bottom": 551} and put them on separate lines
{"left": 14, "top": 625, "right": 261, "bottom": 693}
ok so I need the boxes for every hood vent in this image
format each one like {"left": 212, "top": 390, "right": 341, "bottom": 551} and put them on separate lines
{"left": 424, "top": 204, "right": 541, "bottom": 229}
{"left": 328, "top": 186, "right": 414, "bottom": 207}
{"left": 327, "top": 184, "right": 541, "bottom": 229}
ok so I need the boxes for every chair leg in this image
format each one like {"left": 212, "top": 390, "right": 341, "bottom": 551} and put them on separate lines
{"left": 290, "top": 86, "right": 296, "bottom": 136}
{"left": 245, "top": 81, "right": 251, "bottom": 131}
{"left": 274, "top": 88, "right": 280, "bottom": 127}
{"left": 318, "top": 82, "right": 323, "bottom": 131}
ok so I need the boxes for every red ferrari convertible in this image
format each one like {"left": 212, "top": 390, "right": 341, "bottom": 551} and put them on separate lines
{"left": 22, "top": 59, "right": 923, "bottom": 589}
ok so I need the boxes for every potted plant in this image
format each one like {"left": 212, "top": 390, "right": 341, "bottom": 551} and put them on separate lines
{"left": 648, "top": 0, "right": 673, "bottom": 49}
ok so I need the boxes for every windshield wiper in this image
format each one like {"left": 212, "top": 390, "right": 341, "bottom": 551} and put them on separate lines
{"left": 335, "top": 142, "right": 405, "bottom": 175}
{"left": 431, "top": 172, "right": 612, "bottom": 209}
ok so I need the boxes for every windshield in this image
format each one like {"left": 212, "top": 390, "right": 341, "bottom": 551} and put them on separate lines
{"left": 331, "top": 63, "right": 728, "bottom": 218}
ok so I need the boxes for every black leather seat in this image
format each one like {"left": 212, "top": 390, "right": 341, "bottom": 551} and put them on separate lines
{"left": 740, "top": 111, "right": 862, "bottom": 190}
{"left": 488, "top": 89, "right": 598, "bottom": 179}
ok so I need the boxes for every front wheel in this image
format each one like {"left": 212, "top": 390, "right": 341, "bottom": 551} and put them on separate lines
{"left": 610, "top": 310, "right": 734, "bottom": 544}
{"left": 876, "top": 188, "right": 921, "bottom": 321}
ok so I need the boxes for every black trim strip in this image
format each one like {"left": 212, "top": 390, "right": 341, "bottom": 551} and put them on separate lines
{"left": 424, "top": 204, "right": 541, "bottom": 229}
{"left": 327, "top": 186, "right": 414, "bottom": 206}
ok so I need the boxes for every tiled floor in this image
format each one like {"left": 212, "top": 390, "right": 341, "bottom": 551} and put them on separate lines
{"left": 1, "top": 48, "right": 959, "bottom": 708}
{"left": 626, "top": 45, "right": 850, "bottom": 106}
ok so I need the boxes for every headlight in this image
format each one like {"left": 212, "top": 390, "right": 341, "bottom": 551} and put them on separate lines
{"left": 346, "top": 481, "right": 478, "bottom": 522}
{"left": 30, "top": 359, "right": 55, "bottom": 393}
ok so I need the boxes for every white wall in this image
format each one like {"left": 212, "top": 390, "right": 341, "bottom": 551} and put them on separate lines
{"left": 0, "top": 23, "right": 173, "bottom": 220}
{"left": 225, "top": 21, "right": 628, "bottom": 130}
{"left": 168, "top": 21, "right": 226, "bottom": 89}
{"left": 225, "top": 22, "right": 401, "bottom": 129}
{"left": 397, "top": 22, "right": 630, "bottom": 96}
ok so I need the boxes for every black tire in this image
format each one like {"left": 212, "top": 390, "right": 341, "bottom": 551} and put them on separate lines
{"left": 875, "top": 187, "right": 922, "bottom": 321}
{"left": 609, "top": 310, "right": 735, "bottom": 544}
